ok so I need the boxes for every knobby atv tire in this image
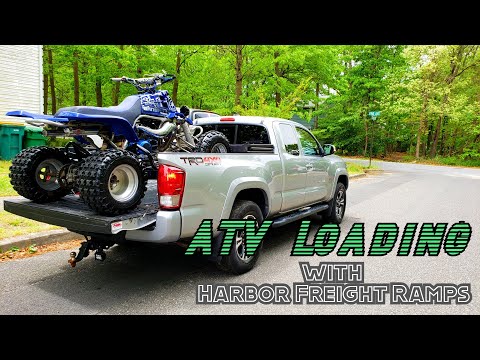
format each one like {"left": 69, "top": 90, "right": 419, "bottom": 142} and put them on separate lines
{"left": 9, "top": 146, "right": 70, "bottom": 202}
{"left": 194, "top": 130, "right": 231, "bottom": 153}
{"left": 76, "top": 149, "right": 148, "bottom": 216}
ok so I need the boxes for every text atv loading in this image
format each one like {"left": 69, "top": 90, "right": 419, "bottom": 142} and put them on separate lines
{"left": 185, "top": 220, "right": 472, "bottom": 257}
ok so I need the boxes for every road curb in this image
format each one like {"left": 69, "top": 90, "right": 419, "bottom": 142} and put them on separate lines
{"left": 349, "top": 173, "right": 367, "bottom": 179}
{"left": 0, "top": 229, "right": 82, "bottom": 253}
{"left": 364, "top": 169, "right": 384, "bottom": 174}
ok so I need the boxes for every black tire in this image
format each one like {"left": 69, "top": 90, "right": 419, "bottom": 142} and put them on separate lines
{"left": 320, "top": 182, "right": 347, "bottom": 224}
{"left": 9, "top": 146, "right": 70, "bottom": 202}
{"left": 194, "top": 130, "right": 231, "bottom": 153}
{"left": 218, "top": 200, "right": 264, "bottom": 275}
{"left": 76, "top": 149, "right": 148, "bottom": 216}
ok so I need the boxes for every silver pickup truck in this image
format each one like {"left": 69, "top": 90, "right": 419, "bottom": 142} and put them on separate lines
{"left": 4, "top": 115, "right": 349, "bottom": 274}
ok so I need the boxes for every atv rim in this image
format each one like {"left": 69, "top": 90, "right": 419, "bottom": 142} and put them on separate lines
{"left": 108, "top": 164, "right": 139, "bottom": 202}
{"left": 35, "top": 159, "right": 64, "bottom": 191}
{"left": 236, "top": 214, "right": 257, "bottom": 262}
{"left": 211, "top": 143, "right": 229, "bottom": 153}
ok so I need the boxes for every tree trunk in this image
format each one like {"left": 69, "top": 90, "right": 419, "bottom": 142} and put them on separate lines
{"left": 81, "top": 58, "right": 88, "bottom": 106}
{"left": 314, "top": 82, "right": 320, "bottom": 129}
{"left": 429, "top": 116, "right": 442, "bottom": 158}
{"left": 415, "top": 123, "right": 423, "bottom": 159}
{"left": 47, "top": 48, "right": 56, "bottom": 114}
{"left": 363, "top": 115, "right": 369, "bottom": 157}
{"left": 234, "top": 45, "right": 243, "bottom": 107}
{"left": 429, "top": 94, "right": 448, "bottom": 157}
{"left": 136, "top": 45, "right": 143, "bottom": 76}
{"left": 415, "top": 91, "right": 428, "bottom": 158}
{"left": 43, "top": 73, "right": 48, "bottom": 114}
{"left": 449, "top": 128, "right": 458, "bottom": 156}
{"left": 274, "top": 50, "right": 281, "bottom": 107}
{"left": 425, "top": 121, "right": 433, "bottom": 157}
{"left": 112, "top": 45, "right": 124, "bottom": 106}
{"left": 440, "top": 116, "right": 448, "bottom": 155}
{"left": 172, "top": 49, "right": 181, "bottom": 105}
{"left": 95, "top": 76, "right": 102, "bottom": 107}
{"left": 73, "top": 50, "right": 80, "bottom": 106}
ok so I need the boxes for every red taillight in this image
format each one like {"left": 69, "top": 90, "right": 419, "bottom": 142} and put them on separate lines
{"left": 158, "top": 164, "right": 186, "bottom": 210}
{"left": 220, "top": 117, "right": 235, "bottom": 122}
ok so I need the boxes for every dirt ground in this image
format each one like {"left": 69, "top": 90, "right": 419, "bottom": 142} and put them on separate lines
{"left": 0, "top": 239, "right": 83, "bottom": 262}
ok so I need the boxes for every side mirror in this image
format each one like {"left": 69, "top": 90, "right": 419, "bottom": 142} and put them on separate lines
{"left": 323, "top": 144, "right": 336, "bottom": 155}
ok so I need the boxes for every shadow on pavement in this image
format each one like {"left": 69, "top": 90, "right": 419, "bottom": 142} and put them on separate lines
{"left": 31, "top": 218, "right": 324, "bottom": 313}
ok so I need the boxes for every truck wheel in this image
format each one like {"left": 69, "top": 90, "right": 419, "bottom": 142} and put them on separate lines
{"left": 9, "top": 146, "right": 70, "bottom": 202}
{"left": 321, "top": 182, "right": 346, "bottom": 224}
{"left": 219, "top": 200, "right": 264, "bottom": 274}
{"left": 194, "top": 130, "right": 231, "bottom": 153}
{"left": 76, "top": 149, "right": 147, "bottom": 216}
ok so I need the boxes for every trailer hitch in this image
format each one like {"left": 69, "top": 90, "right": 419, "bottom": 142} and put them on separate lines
{"left": 68, "top": 235, "right": 118, "bottom": 267}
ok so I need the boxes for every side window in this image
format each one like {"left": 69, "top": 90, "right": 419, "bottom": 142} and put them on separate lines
{"left": 193, "top": 112, "right": 210, "bottom": 119}
{"left": 279, "top": 124, "right": 299, "bottom": 155}
{"left": 237, "top": 125, "right": 270, "bottom": 144}
{"left": 193, "top": 112, "right": 220, "bottom": 119}
{"left": 296, "top": 127, "right": 321, "bottom": 156}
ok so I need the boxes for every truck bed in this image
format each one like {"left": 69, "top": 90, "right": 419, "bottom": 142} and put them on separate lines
{"left": 4, "top": 181, "right": 159, "bottom": 235}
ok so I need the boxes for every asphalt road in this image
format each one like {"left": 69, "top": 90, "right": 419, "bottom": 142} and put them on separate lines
{"left": 1, "top": 160, "right": 479, "bottom": 315}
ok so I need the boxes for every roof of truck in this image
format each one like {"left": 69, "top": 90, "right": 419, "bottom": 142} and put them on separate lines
{"left": 193, "top": 115, "right": 307, "bottom": 129}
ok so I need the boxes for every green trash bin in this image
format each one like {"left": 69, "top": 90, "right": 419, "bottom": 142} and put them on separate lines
{"left": 0, "top": 121, "right": 25, "bottom": 160}
{"left": 23, "top": 125, "right": 47, "bottom": 149}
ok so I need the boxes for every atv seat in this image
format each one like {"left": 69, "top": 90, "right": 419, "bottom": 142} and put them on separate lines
{"left": 55, "top": 95, "right": 142, "bottom": 125}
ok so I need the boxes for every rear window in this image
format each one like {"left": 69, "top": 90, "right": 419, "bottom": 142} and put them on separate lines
{"left": 199, "top": 123, "right": 270, "bottom": 145}
{"left": 217, "top": 125, "right": 236, "bottom": 144}
{"left": 237, "top": 125, "right": 269, "bottom": 144}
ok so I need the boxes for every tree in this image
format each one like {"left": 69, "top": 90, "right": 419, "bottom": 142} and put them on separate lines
{"left": 46, "top": 46, "right": 56, "bottom": 114}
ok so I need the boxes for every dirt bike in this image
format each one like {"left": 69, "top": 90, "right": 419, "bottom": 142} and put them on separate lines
{"left": 6, "top": 73, "right": 230, "bottom": 216}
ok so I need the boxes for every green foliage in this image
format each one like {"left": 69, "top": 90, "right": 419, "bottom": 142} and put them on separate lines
{"left": 46, "top": 137, "right": 74, "bottom": 148}
{"left": 42, "top": 45, "right": 480, "bottom": 162}
{"left": 0, "top": 160, "right": 16, "bottom": 196}
{"left": 345, "top": 162, "right": 364, "bottom": 175}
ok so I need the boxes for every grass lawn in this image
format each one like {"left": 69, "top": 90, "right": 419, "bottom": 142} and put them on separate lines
{"left": 0, "top": 160, "right": 16, "bottom": 196}
{"left": 346, "top": 162, "right": 364, "bottom": 175}
{"left": 346, "top": 161, "right": 379, "bottom": 175}
{"left": 0, "top": 210, "right": 59, "bottom": 241}
{"left": 1, "top": 160, "right": 61, "bottom": 243}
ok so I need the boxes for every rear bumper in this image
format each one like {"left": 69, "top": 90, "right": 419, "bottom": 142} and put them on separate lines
{"left": 125, "top": 210, "right": 181, "bottom": 243}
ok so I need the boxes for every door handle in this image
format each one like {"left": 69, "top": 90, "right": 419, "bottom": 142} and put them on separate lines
{"left": 306, "top": 164, "right": 313, "bottom": 171}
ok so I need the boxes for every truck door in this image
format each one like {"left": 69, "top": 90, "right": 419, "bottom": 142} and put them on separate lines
{"left": 275, "top": 122, "right": 307, "bottom": 211}
{"left": 295, "top": 126, "right": 329, "bottom": 203}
